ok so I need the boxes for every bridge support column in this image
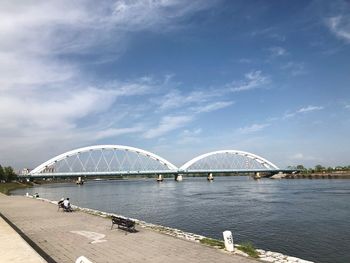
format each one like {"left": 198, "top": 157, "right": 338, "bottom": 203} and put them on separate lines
{"left": 253, "top": 172, "right": 261, "bottom": 179}
{"left": 156, "top": 174, "right": 163, "bottom": 182}
{"left": 175, "top": 174, "right": 183, "bottom": 181}
{"left": 207, "top": 173, "right": 214, "bottom": 181}
{"left": 76, "top": 176, "right": 84, "bottom": 185}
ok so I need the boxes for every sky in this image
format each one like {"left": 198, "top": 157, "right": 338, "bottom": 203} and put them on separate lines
{"left": 1, "top": 0, "right": 350, "bottom": 170}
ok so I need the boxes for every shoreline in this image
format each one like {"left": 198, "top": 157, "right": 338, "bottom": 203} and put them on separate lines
{"left": 27, "top": 194, "right": 314, "bottom": 263}
{"left": 285, "top": 172, "right": 350, "bottom": 179}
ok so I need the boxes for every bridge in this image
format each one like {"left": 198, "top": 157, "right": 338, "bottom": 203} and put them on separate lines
{"left": 22, "top": 145, "right": 293, "bottom": 180}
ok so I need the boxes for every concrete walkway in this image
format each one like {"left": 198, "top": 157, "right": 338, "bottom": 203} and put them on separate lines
{"left": 0, "top": 194, "right": 258, "bottom": 263}
{"left": 0, "top": 215, "right": 46, "bottom": 263}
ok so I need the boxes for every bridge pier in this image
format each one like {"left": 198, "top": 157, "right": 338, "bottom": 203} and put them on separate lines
{"left": 76, "top": 176, "right": 84, "bottom": 185}
{"left": 156, "top": 174, "right": 163, "bottom": 182}
{"left": 175, "top": 174, "right": 183, "bottom": 181}
{"left": 207, "top": 173, "right": 214, "bottom": 181}
{"left": 253, "top": 172, "right": 261, "bottom": 179}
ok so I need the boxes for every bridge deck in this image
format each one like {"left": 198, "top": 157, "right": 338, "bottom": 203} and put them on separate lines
{"left": 22, "top": 169, "right": 297, "bottom": 178}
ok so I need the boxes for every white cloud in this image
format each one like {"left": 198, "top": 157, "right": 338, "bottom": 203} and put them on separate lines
{"left": 297, "top": 105, "right": 324, "bottom": 113}
{"left": 177, "top": 128, "right": 202, "bottom": 144}
{"left": 228, "top": 70, "right": 270, "bottom": 92}
{"left": 284, "top": 105, "right": 324, "bottom": 119}
{"left": 250, "top": 27, "right": 286, "bottom": 41}
{"left": 95, "top": 126, "right": 144, "bottom": 140}
{"left": 270, "top": 34, "right": 286, "bottom": 42}
{"left": 144, "top": 91, "right": 233, "bottom": 139}
{"left": 283, "top": 112, "right": 296, "bottom": 119}
{"left": 250, "top": 27, "right": 274, "bottom": 37}
{"left": 193, "top": 101, "right": 234, "bottom": 113}
{"left": 156, "top": 89, "right": 212, "bottom": 111}
{"left": 281, "top": 62, "right": 306, "bottom": 76}
{"left": 143, "top": 115, "right": 194, "bottom": 139}
{"left": 326, "top": 15, "right": 350, "bottom": 42}
{"left": 0, "top": 77, "right": 153, "bottom": 131}
{"left": 269, "top": 46, "right": 287, "bottom": 57}
{"left": 155, "top": 86, "right": 235, "bottom": 115}
{"left": 109, "top": 1, "right": 215, "bottom": 32}
{"left": 238, "top": 58, "right": 252, "bottom": 63}
{"left": 181, "top": 128, "right": 202, "bottom": 136}
{"left": 238, "top": 123, "right": 270, "bottom": 134}
{"left": 0, "top": 1, "right": 214, "bottom": 56}
{"left": 0, "top": 1, "right": 216, "bottom": 167}
{"left": 291, "top": 153, "right": 304, "bottom": 160}
{"left": 0, "top": 88, "right": 116, "bottom": 130}
{"left": 290, "top": 153, "right": 316, "bottom": 161}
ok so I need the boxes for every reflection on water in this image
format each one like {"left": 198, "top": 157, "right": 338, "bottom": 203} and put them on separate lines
{"left": 13, "top": 176, "right": 350, "bottom": 263}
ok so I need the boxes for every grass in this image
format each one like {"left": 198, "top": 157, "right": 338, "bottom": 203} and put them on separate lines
{"left": 237, "top": 242, "right": 259, "bottom": 258}
{"left": 0, "top": 182, "right": 31, "bottom": 195}
{"left": 200, "top": 238, "right": 259, "bottom": 259}
{"left": 200, "top": 238, "right": 225, "bottom": 249}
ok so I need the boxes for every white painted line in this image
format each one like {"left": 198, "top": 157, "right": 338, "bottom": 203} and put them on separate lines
{"left": 70, "top": 231, "right": 107, "bottom": 244}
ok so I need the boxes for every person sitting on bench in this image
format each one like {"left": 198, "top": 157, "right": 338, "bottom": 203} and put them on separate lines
{"left": 58, "top": 198, "right": 64, "bottom": 210}
{"left": 63, "top": 198, "right": 72, "bottom": 212}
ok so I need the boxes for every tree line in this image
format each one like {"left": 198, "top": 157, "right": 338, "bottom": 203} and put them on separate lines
{"left": 289, "top": 164, "right": 350, "bottom": 173}
{"left": 0, "top": 165, "right": 17, "bottom": 182}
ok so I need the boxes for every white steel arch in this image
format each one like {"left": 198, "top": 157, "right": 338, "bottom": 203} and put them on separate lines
{"left": 179, "top": 150, "right": 279, "bottom": 170}
{"left": 29, "top": 145, "right": 178, "bottom": 175}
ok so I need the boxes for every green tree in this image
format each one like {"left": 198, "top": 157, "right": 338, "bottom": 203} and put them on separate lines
{"left": 3, "top": 166, "right": 16, "bottom": 182}
{"left": 326, "top": 167, "right": 333, "bottom": 172}
{"left": 0, "top": 165, "right": 4, "bottom": 182}
{"left": 314, "top": 164, "right": 325, "bottom": 172}
{"left": 296, "top": 164, "right": 306, "bottom": 171}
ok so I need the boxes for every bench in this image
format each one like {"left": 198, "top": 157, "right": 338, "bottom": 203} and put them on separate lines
{"left": 58, "top": 202, "right": 64, "bottom": 211}
{"left": 111, "top": 216, "right": 136, "bottom": 232}
{"left": 58, "top": 202, "right": 73, "bottom": 212}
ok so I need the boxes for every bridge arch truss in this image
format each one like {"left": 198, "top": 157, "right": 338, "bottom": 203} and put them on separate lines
{"left": 29, "top": 145, "right": 178, "bottom": 176}
{"left": 179, "top": 150, "right": 279, "bottom": 172}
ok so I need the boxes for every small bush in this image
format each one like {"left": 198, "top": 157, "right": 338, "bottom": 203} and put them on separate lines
{"left": 200, "top": 238, "right": 225, "bottom": 249}
{"left": 237, "top": 242, "right": 259, "bottom": 258}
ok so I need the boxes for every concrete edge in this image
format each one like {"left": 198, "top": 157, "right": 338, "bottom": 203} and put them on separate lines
{"left": 0, "top": 212, "right": 57, "bottom": 263}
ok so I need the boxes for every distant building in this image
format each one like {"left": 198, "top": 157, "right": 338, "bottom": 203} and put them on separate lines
{"left": 20, "top": 168, "right": 31, "bottom": 175}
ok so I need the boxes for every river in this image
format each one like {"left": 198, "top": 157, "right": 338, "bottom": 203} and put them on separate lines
{"left": 12, "top": 176, "right": 350, "bottom": 263}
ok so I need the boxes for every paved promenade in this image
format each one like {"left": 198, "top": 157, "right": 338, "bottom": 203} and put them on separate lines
{"left": 0, "top": 215, "right": 46, "bottom": 263}
{"left": 0, "top": 193, "right": 257, "bottom": 263}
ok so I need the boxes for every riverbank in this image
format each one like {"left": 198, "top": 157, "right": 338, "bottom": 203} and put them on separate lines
{"left": 1, "top": 192, "right": 315, "bottom": 263}
{"left": 0, "top": 182, "right": 32, "bottom": 195}
{"left": 0, "top": 193, "right": 258, "bottom": 263}
{"left": 286, "top": 172, "right": 350, "bottom": 179}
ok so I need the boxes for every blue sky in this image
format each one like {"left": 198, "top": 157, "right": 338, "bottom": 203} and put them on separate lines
{"left": 1, "top": 0, "right": 350, "bottom": 169}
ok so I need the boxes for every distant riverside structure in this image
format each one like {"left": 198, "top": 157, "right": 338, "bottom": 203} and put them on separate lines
{"left": 20, "top": 168, "right": 31, "bottom": 175}
{"left": 20, "top": 145, "right": 294, "bottom": 181}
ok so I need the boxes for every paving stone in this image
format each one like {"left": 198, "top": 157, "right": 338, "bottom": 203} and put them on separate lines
{"left": 0, "top": 194, "right": 257, "bottom": 263}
